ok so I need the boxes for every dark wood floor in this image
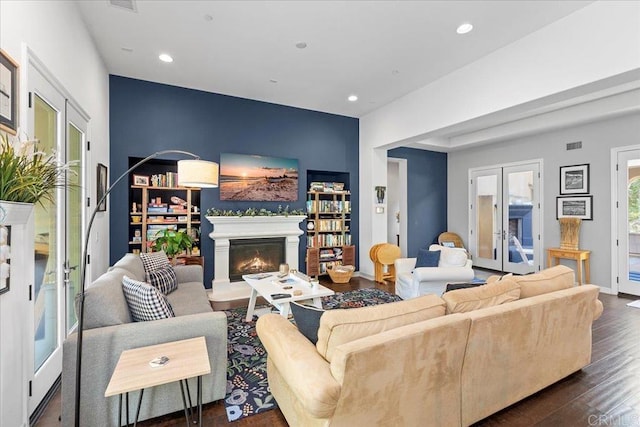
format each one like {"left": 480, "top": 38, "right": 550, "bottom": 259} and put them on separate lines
{"left": 35, "top": 277, "right": 640, "bottom": 427}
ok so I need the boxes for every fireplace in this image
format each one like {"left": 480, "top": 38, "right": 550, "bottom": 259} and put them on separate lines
{"left": 206, "top": 215, "right": 305, "bottom": 302}
{"left": 229, "top": 238, "right": 285, "bottom": 281}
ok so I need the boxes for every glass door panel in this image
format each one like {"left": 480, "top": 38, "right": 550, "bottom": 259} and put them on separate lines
{"left": 66, "top": 123, "right": 83, "bottom": 332}
{"left": 33, "top": 94, "right": 59, "bottom": 371}
{"left": 470, "top": 169, "right": 502, "bottom": 270}
{"left": 618, "top": 150, "right": 640, "bottom": 295}
{"left": 504, "top": 167, "right": 536, "bottom": 274}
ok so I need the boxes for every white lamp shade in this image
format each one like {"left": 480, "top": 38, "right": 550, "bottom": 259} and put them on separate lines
{"left": 177, "top": 159, "right": 219, "bottom": 188}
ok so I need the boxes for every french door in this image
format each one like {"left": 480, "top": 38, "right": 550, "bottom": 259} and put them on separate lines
{"left": 616, "top": 148, "right": 640, "bottom": 296}
{"left": 27, "top": 57, "right": 87, "bottom": 413}
{"left": 469, "top": 161, "right": 541, "bottom": 274}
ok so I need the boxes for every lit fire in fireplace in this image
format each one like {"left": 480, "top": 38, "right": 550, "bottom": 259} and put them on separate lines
{"left": 228, "top": 237, "right": 286, "bottom": 281}
{"left": 237, "top": 251, "right": 277, "bottom": 273}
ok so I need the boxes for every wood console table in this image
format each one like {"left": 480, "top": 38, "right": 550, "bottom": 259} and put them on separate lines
{"left": 546, "top": 248, "right": 591, "bottom": 285}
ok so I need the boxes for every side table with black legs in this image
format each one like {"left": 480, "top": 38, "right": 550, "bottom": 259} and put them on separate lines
{"left": 105, "top": 336, "right": 210, "bottom": 426}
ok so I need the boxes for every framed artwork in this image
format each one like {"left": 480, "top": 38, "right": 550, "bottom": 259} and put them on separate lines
{"left": 0, "top": 225, "right": 10, "bottom": 295}
{"left": 97, "top": 163, "right": 108, "bottom": 212}
{"left": 556, "top": 196, "right": 593, "bottom": 220}
{"left": 133, "top": 174, "right": 149, "bottom": 186}
{"left": 220, "top": 153, "right": 299, "bottom": 201}
{"left": 0, "top": 49, "right": 19, "bottom": 135}
{"left": 560, "top": 164, "right": 589, "bottom": 195}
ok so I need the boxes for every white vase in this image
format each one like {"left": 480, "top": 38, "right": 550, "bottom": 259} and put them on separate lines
{"left": 0, "top": 200, "right": 35, "bottom": 427}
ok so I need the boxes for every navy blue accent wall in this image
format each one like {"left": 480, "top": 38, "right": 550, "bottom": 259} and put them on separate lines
{"left": 109, "top": 76, "right": 359, "bottom": 287}
{"left": 388, "top": 147, "right": 447, "bottom": 257}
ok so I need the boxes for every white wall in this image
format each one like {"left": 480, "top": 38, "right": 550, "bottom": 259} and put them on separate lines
{"left": 0, "top": 0, "right": 109, "bottom": 422}
{"left": 359, "top": 1, "right": 640, "bottom": 275}
{"left": 0, "top": 0, "right": 110, "bottom": 280}
{"left": 448, "top": 112, "right": 640, "bottom": 292}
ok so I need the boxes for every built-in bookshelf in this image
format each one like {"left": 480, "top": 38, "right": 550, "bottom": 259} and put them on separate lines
{"left": 305, "top": 182, "right": 354, "bottom": 277}
{"left": 128, "top": 161, "right": 201, "bottom": 256}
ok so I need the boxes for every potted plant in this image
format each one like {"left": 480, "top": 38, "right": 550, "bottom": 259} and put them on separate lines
{"left": 150, "top": 229, "right": 194, "bottom": 263}
{"left": 0, "top": 133, "right": 69, "bottom": 206}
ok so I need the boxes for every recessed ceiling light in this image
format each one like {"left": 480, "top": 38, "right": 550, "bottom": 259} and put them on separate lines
{"left": 347, "top": 95, "right": 358, "bottom": 102}
{"left": 159, "top": 53, "right": 173, "bottom": 63}
{"left": 269, "top": 79, "right": 278, "bottom": 84}
{"left": 456, "top": 23, "right": 473, "bottom": 34}
{"left": 295, "top": 42, "right": 308, "bottom": 49}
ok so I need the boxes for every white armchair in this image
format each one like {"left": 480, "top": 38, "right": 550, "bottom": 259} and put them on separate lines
{"left": 395, "top": 244, "right": 474, "bottom": 299}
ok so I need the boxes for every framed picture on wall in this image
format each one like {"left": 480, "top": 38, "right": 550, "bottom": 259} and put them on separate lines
{"left": 556, "top": 196, "right": 593, "bottom": 220}
{"left": 559, "top": 164, "right": 589, "bottom": 195}
{"left": 0, "top": 49, "right": 19, "bottom": 135}
{"left": 133, "top": 174, "right": 149, "bottom": 186}
{"left": 219, "top": 153, "right": 298, "bottom": 201}
{"left": 97, "top": 163, "right": 108, "bottom": 212}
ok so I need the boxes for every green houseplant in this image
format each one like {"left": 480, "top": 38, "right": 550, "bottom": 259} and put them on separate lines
{"left": 150, "top": 229, "right": 194, "bottom": 261}
{"left": 0, "top": 133, "right": 69, "bottom": 205}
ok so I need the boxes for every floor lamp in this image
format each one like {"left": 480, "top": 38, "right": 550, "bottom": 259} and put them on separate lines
{"left": 74, "top": 150, "right": 219, "bottom": 427}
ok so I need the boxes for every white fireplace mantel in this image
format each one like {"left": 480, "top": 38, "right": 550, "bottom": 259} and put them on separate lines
{"left": 207, "top": 215, "right": 306, "bottom": 303}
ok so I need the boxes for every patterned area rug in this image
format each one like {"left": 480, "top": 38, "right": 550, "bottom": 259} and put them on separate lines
{"left": 223, "top": 288, "right": 402, "bottom": 421}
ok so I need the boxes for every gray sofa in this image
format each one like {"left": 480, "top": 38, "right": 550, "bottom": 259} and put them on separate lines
{"left": 62, "top": 254, "right": 227, "bottom": 426}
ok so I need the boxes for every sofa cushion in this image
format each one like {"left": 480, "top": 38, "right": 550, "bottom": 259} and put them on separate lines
{"left": 111, "top": 253, "right": 146, "bottom": 281}
{"left": 442, "top": 278, "right": 521, "bottom": 314}
{"left": 122, "top": 275, "right": 175, "bottom": 321}
{"left": 147, "top": 265, "right": 178, "bottom": 295}
{"left": 415, "top": 249, "right": 441, "bottom": 268}
{"left": 166, "top": 281, "right": 213, "bottom": 316}
{"left": 486, "top": 273, "right": 513, "bottom": 284}
{"left": 140, "top": 250, "right": 171, "bottom": 280}
{"left": 429, "top": 244, "right": 468, "bottom": 267}
{"left": 290, "top": 302, "right": 325, "bottom": 344}
{"left": 80, "top": 267, "right": 132, "bottom": 329}
{"left": 316, "top": 294, "right": 446, "bottom": 362}
{"left": 512, "top": 265, "right": 574, "bottom": 299}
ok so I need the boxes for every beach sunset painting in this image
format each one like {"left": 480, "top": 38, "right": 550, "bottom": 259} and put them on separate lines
{"left": 220, "top": 153, "right": 299, "bottom": 201}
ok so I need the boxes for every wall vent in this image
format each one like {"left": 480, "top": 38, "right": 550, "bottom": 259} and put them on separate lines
{"left": 109, "top": 0, "right": 137, "bottom": 12}
{"left": 566, "top": 141, "right": 582, "bottom": 151}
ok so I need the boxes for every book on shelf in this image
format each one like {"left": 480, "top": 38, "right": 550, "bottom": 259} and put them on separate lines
{"left": 148, "top": 206, "right": 168, "bottom": 213}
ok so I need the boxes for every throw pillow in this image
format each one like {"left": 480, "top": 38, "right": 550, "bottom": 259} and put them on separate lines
{"left": 122, "top": 275, "right": 175, "bottom": 322}
{"left": 140, "top": 250, "right": 171, "bottom": 280}
{"left": 486, "top": 273, "right": 514, "bottom": 284}
{"left": 147, "top": 265, "right": 178, "bottom": 295}
{"left": 442, "top": 278, "right": 520, "bottom": 314}
{"left": 415, "top": 249, "right": 441, "bottom": 268}
{"left": 290, "top": 302, "right": 325, "bottom": 344}
{"left": 431, "top": 244, "right": 468, "bottom": 267}
{"left": 512, "top": 265, "right": 574, "bottom": 298}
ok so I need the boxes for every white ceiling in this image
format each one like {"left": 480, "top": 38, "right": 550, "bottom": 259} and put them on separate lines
{"left": 77, "top": 0, "right": 593, "bottom": 118}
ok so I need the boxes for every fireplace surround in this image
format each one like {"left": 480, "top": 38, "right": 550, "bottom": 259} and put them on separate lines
{"left": 206, "top": 215, "right": 306, "bottom": 306}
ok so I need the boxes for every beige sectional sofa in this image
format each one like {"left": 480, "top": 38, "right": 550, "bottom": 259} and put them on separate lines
{"left": 256, "top": 265, "right": 603, "bottom": 426}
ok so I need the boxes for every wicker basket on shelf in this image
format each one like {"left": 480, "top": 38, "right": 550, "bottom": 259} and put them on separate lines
{"left": 327, "top": 265, "right": 355, "bottom": 283}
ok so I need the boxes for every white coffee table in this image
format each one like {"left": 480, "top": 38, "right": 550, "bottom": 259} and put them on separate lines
{"left": 242, "top": 272, "right": 335, "bottom": 322}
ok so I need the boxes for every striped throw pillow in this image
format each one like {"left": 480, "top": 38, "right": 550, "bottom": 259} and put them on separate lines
{"left": 122, "top": 275, "right": 175, "bottom": 322}
{"left": 147, "top": 265, "right": 178, "bottom": 295}
{"left": 140, "top": 250, "right": 170, "bottom": 280}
